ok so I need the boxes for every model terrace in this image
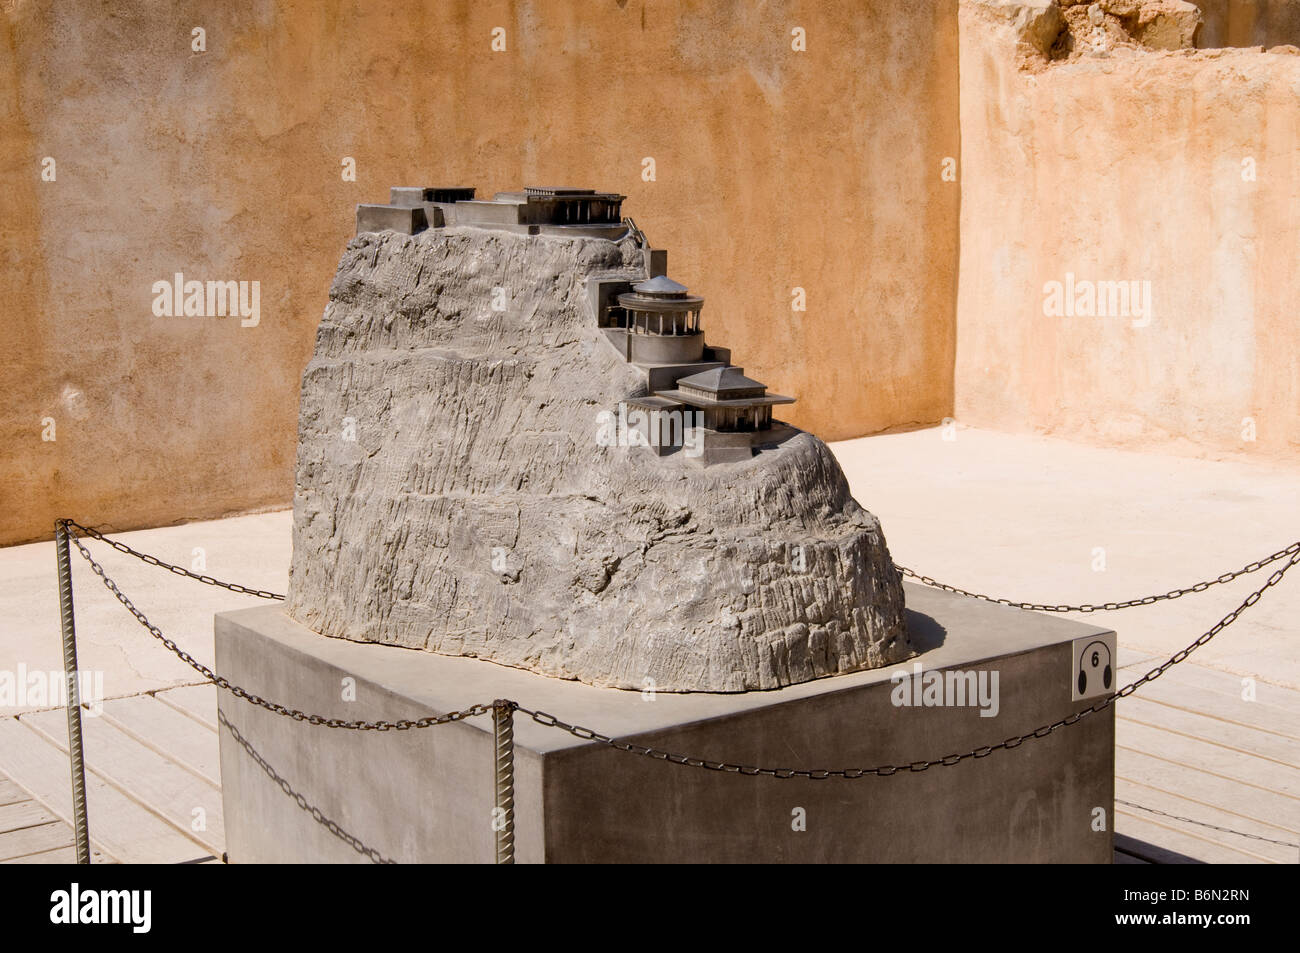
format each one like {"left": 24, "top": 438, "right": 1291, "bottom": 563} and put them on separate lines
{"left": 356, "top": 183, "right": 796, "bottom": 466}
{"left": 356, "top": 185, "right": 628, "bottom": 238}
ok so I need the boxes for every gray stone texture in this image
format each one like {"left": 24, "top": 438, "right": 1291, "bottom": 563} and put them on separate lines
{"left": 286, "top": 227, "right": 910, "bottom": 691}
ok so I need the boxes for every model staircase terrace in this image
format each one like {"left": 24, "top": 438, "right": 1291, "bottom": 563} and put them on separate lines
{"left": 587, "top": 269, "right": 796, "bottom": 466}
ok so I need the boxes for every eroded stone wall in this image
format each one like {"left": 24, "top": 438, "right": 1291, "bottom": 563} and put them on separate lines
{"left": 955, "top": 0, "right": 1300, "bottom": 460}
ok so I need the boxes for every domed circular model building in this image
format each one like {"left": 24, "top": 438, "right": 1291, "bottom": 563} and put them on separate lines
{"left": 615, "top": 275, "right": 705, "bottom": 362}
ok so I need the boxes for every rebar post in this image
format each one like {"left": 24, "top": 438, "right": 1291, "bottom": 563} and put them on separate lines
{"left": 55, "top": 520, "right": 91, "bottom": 864}
{"left": 493, "top": 699, "right": 515, "bottom": 864}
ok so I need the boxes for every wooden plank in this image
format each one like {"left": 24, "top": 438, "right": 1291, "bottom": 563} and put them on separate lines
{"left": 0, "top": 778, "right": 30, "bottom": 807}
{"left": 152, "top": 684, "right": 218, "bottom": 730}
{"left": 0, "top": 821, "right": 73, "bottom": 861}
{"left": 1115, "top": 809, "right": 1277, "bottom": 864}
{"left": 1116, "top": 748, "right": 1300, "bottom": 832}
{"left": 1120, "top": 682, "right": 1300, "bottom": 742}
{"left": 1140, "top": 661, "right": 1300, "bottom": 717}
{"left": 101, "top": 694, "right": 220, "bottom": 786}
{"left": 2, "top": 843, "right": 114, "bottom": 864}
{"left": 1119, "top": 697, "right": 1300, "bottom": 765}
{"left": 0, "top": 717, "right": 193, "bottom": 863}
{"left": 22, "top": 709, "right": 224, "bottom": 856}
{"left": 1117, "top": 777, "right": 1299, "bottom": 841}
{"left": 1116, "top": 720, "right": 1300, "bottom": 796}
{"left": 1112, "top": 665, "right": 1300, "bottom": 868}
{"left": 1116, "top": 779, "right": 1297, "bottom": 864}
{"left": 0, "top": 800, "right": 58, "bottom": 832}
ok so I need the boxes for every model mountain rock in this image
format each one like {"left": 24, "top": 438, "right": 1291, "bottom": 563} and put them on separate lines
{"left": 287, "top": 197, "right": 910, "bottom": 691}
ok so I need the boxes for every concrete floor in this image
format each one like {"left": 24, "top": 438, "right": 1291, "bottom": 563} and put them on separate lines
{"left": 0, "top": 425, "right": 1297, "bottom": 862}
{"left": 835, "top": 427, "right": 1300, "bottom": 689}
{"left": 0, "top": 510, "right": 292, "bottom": 705}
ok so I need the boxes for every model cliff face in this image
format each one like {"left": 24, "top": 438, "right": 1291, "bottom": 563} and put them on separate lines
{"left": 286, "top": 187, "right": 910, "bottom": 691}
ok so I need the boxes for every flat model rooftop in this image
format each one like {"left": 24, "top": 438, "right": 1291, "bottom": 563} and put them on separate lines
{"left": 357, "top": 183, "right": 630, "bottom": 238}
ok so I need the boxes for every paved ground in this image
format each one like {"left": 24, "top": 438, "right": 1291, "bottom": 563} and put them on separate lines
{"left": 835, "top": 427, "right": 1300, "bottom": 689}
{"left": 0, "top": 425, "right": 1296, "bottom": 862}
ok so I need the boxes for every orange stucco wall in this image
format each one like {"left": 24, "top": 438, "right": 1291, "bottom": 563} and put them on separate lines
{"left": 955, "top": 0, "right": 1300, "bottom": 463}
{"left": 1, "top": 0, "right": 961, "bottom": 545}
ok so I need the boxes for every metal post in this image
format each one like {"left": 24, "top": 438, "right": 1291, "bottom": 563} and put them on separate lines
{"left": 55, "top": 520, "right": 91, "bottom": 864}
{"left": 493, "top": 699, "right": 515, "bottom": 864}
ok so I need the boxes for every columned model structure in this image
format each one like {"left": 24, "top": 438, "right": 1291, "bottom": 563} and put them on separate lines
{"left": 659, "top": 366, "right": 793, "bottom": 433}
{"left": 451, "top": 186, "right": 628, "bottom": 237}
{"left": 356, "top": 184, "right": 627, "bottom": 238}
{"left": 648, "top": 366, "right": 795, "bottom": 465}
{"left": 618, "top": 276, "right": 702, "bottom": 336}
{"left": 520, "top": 186, "right": 623, "bottom": 224}
{"left": 612, "top": 276, "right": 705, "bottom": 364}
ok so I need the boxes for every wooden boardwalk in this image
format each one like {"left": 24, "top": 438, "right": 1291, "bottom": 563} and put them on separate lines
{"left": 1112, "top": 648, "right": 1300, "bottom": 863}
{"left": 0, "top": 683, "right": 221, "bottom": 864}
{"left": 0, "top": 774, "right": 111, "bottom": 864}
{"left": 1, "top": 662, "right": 1296, "bottom": 864}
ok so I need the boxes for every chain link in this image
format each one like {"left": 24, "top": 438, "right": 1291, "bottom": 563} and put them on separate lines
{"left": 62, "top": 519, "right": 1299, "bottom": 776}
{"left": 63, "top": 513, "right": 1295, "bottom": 617}
{"left": 1114, "top": 798, "right": 1300, "bottom": 850}
{"left": 58, "top": 519, "right": 286, "bottom": 600}
{"left": 64, "top": 524, "right": 491, "bottom": 731}
{"left": 65, "top": 515, "right": 1299, "bottom": 869}
{"left": 897, "top": 540, "right": 1300, "bottom": 613}
{"left": 519, "top": 550, "right": 1300, "bottom": 778}
{"left": 218, "top": 711, "right": 397, "bottom": 863}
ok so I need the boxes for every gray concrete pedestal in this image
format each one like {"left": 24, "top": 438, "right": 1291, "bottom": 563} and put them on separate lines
{"left": 215, "top": 584, "right": 1115, "bottom": 863}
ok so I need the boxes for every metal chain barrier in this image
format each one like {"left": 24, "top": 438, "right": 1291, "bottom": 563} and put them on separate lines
{"left": 58, "top": 519, "right": 286, "bottom": 600}
{"left": 516, "top": 549, "right": 1300, "bottom": 779}
{"left": 217, "top": 711, "right": 397, "bottom": 864}
{"left": 1114, "top": 798, "right": 1300, "bottom": 851}
{"left": 56, "top": 518, "right": 1299, "bottom": 865}
{"left": 62, "top": 521, "right": 491, "bottom": 732}
{"left": 62, "top": 518, "right": 1299, "bottom": 769}
{"left": 898, "top": 540, "right": 1300, "bottom": 613}
{"left": 64, "top": 515, "right": 1296, "bottom": 618}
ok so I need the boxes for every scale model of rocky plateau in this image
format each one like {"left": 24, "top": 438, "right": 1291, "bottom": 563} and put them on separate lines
{"left": 285, "top": 186, "right": 911, "bottom": 692}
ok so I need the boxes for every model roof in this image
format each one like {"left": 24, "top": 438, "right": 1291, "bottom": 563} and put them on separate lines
{"left": 676, "top": 366, "right": 767, "bottom": 394}
{"left": 632, "top": 275, "right": 690, "bottom": 297}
